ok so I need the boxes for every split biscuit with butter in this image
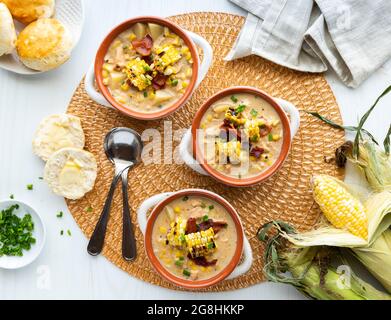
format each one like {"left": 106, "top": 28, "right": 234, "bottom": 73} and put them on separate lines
{"left": 16, "top": 18, "right": 73, "bottom": 71}
{"left": 44, "top": 147, "right": 97, "bottom": 200}
{"left": 1, "top": 0, "right": 55, "bottom": 24}
{"left": 0, "top": 3, "right": 17, "bottom": 56}
{"left": 32, "top": 114, "right": 85, "bottom": 161}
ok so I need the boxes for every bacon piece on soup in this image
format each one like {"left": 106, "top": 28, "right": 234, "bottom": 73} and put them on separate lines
{"left": 188, "top": 254, "right": 218, "bottom": 267}
{"left": 250, "top": 146, "right": 265, "bottom": 158}
{"left": 152, "top": 73, "right": 168, "bottom": 90}
{"left": 131, "top": 34, "right": 153, "bottom": 56}
{"left": 185, "top": 217, "right": 198, "bottom": 234}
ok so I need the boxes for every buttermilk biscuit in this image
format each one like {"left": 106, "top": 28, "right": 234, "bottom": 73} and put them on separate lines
{"left": 16, "top": 18, "right": 73, "bottom": 71}
{"left": 1, "top": 0, "right": 55, "bottom": 24}
{"left": 0, "top": 3, "right": 17, "bottom": 56}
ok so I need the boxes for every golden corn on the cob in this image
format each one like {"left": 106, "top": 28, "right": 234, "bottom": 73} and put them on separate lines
{"left": 166, "top": 217, "right": 187, "bottom": 247}
{"left": 124, "top": 58, "right": 151, "bottom": 91}
{"left": 312, "top": 175, "right": 368, "bottom": 239}
{"left": 185, "top": 227, "right": 216, "bottom": 258}
{"left": 155, "top": 46, "right": 182, "bottom": 72}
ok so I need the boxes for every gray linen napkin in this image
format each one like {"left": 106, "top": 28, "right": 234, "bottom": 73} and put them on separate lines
{"left": 226, "top": 0, "right": 391, "bottom": 87}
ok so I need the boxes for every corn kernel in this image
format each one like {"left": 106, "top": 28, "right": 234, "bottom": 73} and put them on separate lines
{"left": 120, "top": 82, "right": 130, "bottom": 91}
{"left": 186, "top": 68, "right": 193, "bottom": 77}
{"left": 129, "top": 33, "right": 136, "bottom": 41}
{"left": 272, "top": 134, "right": 281, "bottom": 141}
{"left": 182, "top": 81, "right": 189, "bottom": 88}
{"left": 102, "top": 78, "right": 110, "bottom": 86}
{"left": 159, "top": 226, "right": 167, "bottom": 234}
{"left": 207, "top": 114, "right": 213, "bottom": 122}
{"left": 102, "top": 70, "right": 109, "bottom": 78}
{"left": 174, "top": 206, "right": 181, "bottom": 214}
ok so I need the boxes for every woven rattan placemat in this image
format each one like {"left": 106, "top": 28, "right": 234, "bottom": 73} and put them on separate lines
{"left": 66, "top": 12, "right": 345, "bottom": 291}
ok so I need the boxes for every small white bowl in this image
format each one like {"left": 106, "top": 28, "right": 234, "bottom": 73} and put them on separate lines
{"left": 0, "top": 200, "right": 46, "bottom": 269}
{"left": 0, "top": 0, "right": 85, "bottom": 75}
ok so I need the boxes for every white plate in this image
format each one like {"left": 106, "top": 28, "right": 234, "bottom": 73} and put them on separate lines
{"left": 0, "top": 0, "right": 85, "bottom": 75}
{"left": 0, "top": 200, "right": 46, "bottom": 269}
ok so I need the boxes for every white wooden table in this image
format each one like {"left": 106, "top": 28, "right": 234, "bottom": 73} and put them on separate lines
{"left": 0, "top": 0, "right": 390, "bottom": 300}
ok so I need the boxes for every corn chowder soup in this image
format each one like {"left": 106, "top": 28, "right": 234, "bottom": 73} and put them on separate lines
{"left": 102, "top": 22, "right": 194, "bottom": 113}
{"left": 199, "top": 93, "right": 283, "bottom": 178}
{"left": 152, "top": 196, "right": 237, "bottom": 281}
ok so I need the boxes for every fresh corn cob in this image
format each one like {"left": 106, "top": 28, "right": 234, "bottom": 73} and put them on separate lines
{"left": 312, "top": 175, "right": 368, "bottom": 239}
{"left": 166, "top": 217, "right": 187, "bottom": 247}
{"left": 185, "top": 227, "right": 216, "bottom": 258}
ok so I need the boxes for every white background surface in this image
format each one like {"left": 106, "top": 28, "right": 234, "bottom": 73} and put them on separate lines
{"left": 0, "top": 0, "right": 390, "bottom": 300}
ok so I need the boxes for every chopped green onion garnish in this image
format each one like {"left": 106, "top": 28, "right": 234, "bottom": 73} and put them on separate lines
{"left": 38, "top": 177, "right": 43, "bottom": 180}
{"left": 268, "top": 133, "right": 273, "bottom": 141}
{"left": 179, "top": 234, "right": 186, "bottom": 242}
{"left": 27, "top": 184, "right": 33, "bottom": 190}
{"left": 207, "top": 242, "right": 214, "bottom": 250}
{"left": 67, "top": 230, "right": 72, "bottom": 236}
{"left": 250, "top": 109, "right": 258, "bottom": 117}
{"left": 183, "top": 269, "right": 191, "bottom": 277}
{"left": 208, "top": 205, "right": 214, "bottom": 211}
{"left": 179, "top": 256, "right": 185, "bottom": 261}
{"left": 56, "top": 211, "right": 63, "bottom": 218}
{"left": 182, "top": 196, "right": 189, "bottom": 201}
{"left": 235, "top": 104, "right": 246, "bottom": 113}
{"left": 60, "top": 230, "right": 64, "bottom": 236}
{"left": 202, "top": 215, "right": 209, "bottom": 222}
{"left": 231, "top": 95, "right": 238, "bottom": 103}
{"left": 0, "top": 205, "right": 36, "bottom": 257}
{"left": 85, "top": 206, "right": 93, "bottom": 212}
{"left": 171, "top": 79, "right": 179, "bottom": 87}
{"left": 175, "top": 260, "right": 184, "bottom": 267}
{"left": 9, "top": 194, "right": 14, "bottom": 199}
{"left": 143, "top": 91, "right": 148, "bottom": 97}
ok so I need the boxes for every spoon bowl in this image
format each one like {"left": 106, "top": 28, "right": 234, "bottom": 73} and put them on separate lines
{"left": 104, "top": 127, "right": 143, "bottom": 169}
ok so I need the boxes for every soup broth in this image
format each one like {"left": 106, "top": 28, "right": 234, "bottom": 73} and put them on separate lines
{"left": 102, "top": 22, "right": 194, "bottom": 113}
{"left": 199, "top": 93, "right": 284, "bottom": 179}
{"left": 152, "top": 195, "right": 237, "bottom": 281}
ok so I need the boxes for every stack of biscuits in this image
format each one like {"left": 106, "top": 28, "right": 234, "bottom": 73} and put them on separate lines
{"left": 0, "top": 0, "right": 73, "bottom": 71}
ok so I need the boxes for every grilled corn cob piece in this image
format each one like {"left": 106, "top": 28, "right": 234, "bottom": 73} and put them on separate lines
{"left": 166, "top": 217, "right": 187, "bottom": 247}
{"left": 185, "top": 227, "right": 216, "bottom": 258}
{"left": 312, "top": 175, "right": 368, "bottom": 239}
{"left": 154, "top": 46, "right": 182, "bottom": 72}
{"left": 124, "top": 58, "right": 151, "bottom": 91}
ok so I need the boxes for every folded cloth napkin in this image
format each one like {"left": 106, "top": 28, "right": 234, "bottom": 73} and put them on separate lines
{"left": 226, "top": 0, "right": 391, "bottom": 87}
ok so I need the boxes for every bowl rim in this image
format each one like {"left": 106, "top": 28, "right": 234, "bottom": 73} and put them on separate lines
{"left": 0, "top": 199, "right": 46, "bottom": 270}
{"left": 191, "top": 86, "right": 292, "bottom": 187}
{"left": 144, "top": 189, "right": 244, "bottom": 289}
{"left": 94, "top": 16, "right": 199, "bottom": 120}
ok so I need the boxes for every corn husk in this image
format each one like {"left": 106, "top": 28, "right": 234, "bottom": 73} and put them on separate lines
{"left": 258, "top": 222, "right": 391, "bottom": 300}
{"left": 352, "top": 229, "right": 391, "bottom": 293}
{"left": 348, "top": 140, "right": 391, "bottom": 192}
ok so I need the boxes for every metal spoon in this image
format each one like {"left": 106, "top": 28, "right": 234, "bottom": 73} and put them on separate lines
{"left": 87, "top": 127, "right": 143, "bottom": 261}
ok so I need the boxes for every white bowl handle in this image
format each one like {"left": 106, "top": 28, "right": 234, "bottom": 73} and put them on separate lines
{"left": 227, "top": 236, "right": 253, "bottom": 279}
{"left": 179, "top": 129, "right": 208, "bottom": 175}
{"left": 137, "top": 191, "right": 253, "bottom": 279}
{"left": 137, "top": 192, "right": 173, "bottom": 235}
{"left": 274, "top": 98, "right": 300, "bottom": 138}
{"left": 185, "top": 31, "right": 213, "bottom": 89}
{"left": 84, "top": 62, "right": 113, "bottom": 108}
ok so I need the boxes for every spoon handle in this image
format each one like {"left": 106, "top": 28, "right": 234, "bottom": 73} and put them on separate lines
{"left": 87, "top": 172, "right": 121, "bottom": 256}
{"left": 121, "top": 168, "right": 137, "bottom": 261}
